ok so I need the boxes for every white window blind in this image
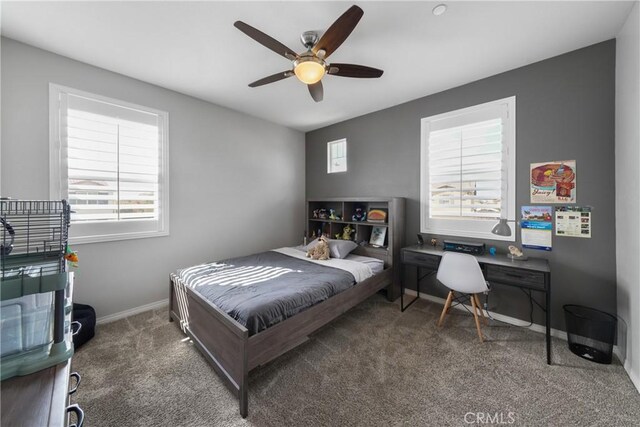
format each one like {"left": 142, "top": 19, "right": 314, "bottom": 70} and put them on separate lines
{"left": 421, "top": 97, "right": 515, "bottom": 241}
{"left": 327, "top": 139, "right": 347, "bottom": 173}
{"left": 50, "top": 84, "right": 169, "bottom": 244}
{"left": 429, "top": 118, "right": 504, "bottom": 220}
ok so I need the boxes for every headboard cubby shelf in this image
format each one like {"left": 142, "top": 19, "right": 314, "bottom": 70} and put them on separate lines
{"left": 306, "top": 197, "right": 405, "bottom": 301}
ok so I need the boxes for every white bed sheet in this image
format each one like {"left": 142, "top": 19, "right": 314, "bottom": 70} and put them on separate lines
{"left": 344, "top": 253, "right": 385, "bottom": 275}
{"left": 291, "top": 245, "right": 385, "bottom": 275}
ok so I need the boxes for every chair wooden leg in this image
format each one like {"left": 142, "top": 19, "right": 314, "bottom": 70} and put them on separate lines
{"left": 438, "top": 291, "right": 454, "bottom": 327}
{"left": 470, "top": 295, "right": 484, "bottom": 343}
{"left": 474, "top": 294, "right": 488, "bottom": 325}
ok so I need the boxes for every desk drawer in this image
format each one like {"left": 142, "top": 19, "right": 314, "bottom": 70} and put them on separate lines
{"left": 402, "top": 251, "right": 440, "bottom": 269}
{"left": 486, "top": 266, "right": 545, "bottom": 289}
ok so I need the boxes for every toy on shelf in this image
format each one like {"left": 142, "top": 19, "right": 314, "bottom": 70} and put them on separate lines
{"left": 313, "top": 208, "right": 329, "bottom": 219}
{"left": 352, "top": 207, "right": 367, "bottom": 222}
{"left": 430, "top": 238, "right": 437, "bottom": 247}
{"left": 329, "top": 209, "right": 341, "bottom": 221}
{"left": 342, "top": 225, "right": 354, "bottom": 241}
{"left": 367, "top": 208, "right": 387, "bottom": 223}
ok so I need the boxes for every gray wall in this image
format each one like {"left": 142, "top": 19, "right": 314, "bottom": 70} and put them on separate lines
{"left": 1, "top": 37, "right": 305, "bottom": 319}
{"left": 615, "top": 2, "right": 640, "bottom": 386}
{"left": 306, "top": 40, "right": 616, "bottom": 331}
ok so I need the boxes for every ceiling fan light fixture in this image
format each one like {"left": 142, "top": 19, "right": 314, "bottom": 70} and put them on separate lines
{"left": 294, "top": 57, "right": 326, "bottom": 85}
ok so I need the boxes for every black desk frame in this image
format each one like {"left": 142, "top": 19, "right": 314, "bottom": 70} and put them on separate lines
{"left": 400, "top": 246, "right": 552, "bottom": 365}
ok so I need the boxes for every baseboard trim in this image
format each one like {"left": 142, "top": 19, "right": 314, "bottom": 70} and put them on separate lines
{"left": 97, "top": 299, "right": 169, "bottom": 325}
{"left": 623, "top": 362, "right": 640, "bottom": 393}
{"left": 615, "top": 346, "right": 640, "bottom": 393}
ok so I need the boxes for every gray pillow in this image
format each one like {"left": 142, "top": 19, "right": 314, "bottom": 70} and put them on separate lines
{"left": 327, "top": 239, "right": 359, "bottom": 259}
{"left": 302, "top": 238, "right": 358, "bottom": 259}
{"left": 302, "top": 238, "right": 319, "bottom": 252}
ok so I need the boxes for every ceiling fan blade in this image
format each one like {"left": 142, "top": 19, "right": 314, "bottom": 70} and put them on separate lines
{"left": 313, "top": 5, "right": 363, "bottom": 59}
{"left": 328, "top": 63, "right": 383, "bottom": 78}
{"left": 248, "top": 71, "right": 294, "bottom": 87}
{"left": 234, "top": 21, "right": 298, "bottom": 60}
{"left": 308, "top": 81, "right": 324, "bottom": 102}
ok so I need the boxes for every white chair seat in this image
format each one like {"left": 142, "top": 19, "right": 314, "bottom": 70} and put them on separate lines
{"left": 436, "top": 252, "right": 489, "bottom": 342}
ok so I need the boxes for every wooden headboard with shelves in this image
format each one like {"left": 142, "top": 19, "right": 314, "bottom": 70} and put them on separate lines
{"left": 306, "top": 197, "right": 405, "bottom": 300}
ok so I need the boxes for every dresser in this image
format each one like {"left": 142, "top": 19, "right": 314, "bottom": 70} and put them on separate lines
{"left": 0, "top": 360, "right": 83, "bottom": 426}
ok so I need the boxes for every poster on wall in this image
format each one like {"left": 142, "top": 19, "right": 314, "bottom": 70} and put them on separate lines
{"left": 556, "top": 206, "right": 592, "bottom": 238}
{"left": 530, "top": 160, "right": 576, "bottom": 203}
{"left": 520, "top": 206, "right": 553, "bottom": 251}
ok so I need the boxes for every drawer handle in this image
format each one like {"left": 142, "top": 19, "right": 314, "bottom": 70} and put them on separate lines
{"left": 71, "top": 321, "right": 82, "bottom": 336}
{"left": 69, "top": 372, "right": 81, "bottom": 395}
{"left": 504, "top": 272, "right": 523, "bottom": 278}
{"left": 67, "top": 404, "right": 85, "bottom": 427}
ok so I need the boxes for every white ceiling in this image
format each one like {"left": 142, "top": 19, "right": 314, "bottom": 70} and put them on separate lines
{"left": 1, "top": 1, "right": 634, "bottom": 132}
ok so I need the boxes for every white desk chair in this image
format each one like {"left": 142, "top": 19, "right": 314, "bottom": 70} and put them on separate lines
{"left": 436, "top": 252, "right": 489, "bottom": 342}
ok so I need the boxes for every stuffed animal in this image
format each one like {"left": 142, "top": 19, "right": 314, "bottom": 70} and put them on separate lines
{"left": 352, "top": 207, "right": 367, "bottom": 222}
{"left": 64, "top": 244, "right": 79, "bottom": 268}
{"left": 342, "top": 225, "right": 354, "bottom": 240}
{"left": 307, "top": 235, "right": 330, "bottom": 260}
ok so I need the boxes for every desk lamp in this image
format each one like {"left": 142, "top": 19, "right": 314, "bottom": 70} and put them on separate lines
{"left": 491, "top": 218, "right": 513, "bottom": 236}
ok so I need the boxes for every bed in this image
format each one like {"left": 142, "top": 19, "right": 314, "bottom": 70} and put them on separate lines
{"left": 169, "top": 197, "right": 405, "bottom": 418}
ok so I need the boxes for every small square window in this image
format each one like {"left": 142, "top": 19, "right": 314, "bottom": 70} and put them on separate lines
{"left": 327, "top": 139, "right": 347, "bottom": 173}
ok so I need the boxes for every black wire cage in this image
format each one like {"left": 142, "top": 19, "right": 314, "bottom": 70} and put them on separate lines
{"left": 0, "top": 199, "right": 74, "bottom": 380}
{"left": 1, "top": 200, "right": 70, "bottom": 272}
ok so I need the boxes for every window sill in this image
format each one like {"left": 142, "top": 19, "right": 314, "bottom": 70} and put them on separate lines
{"left": 70, "top": 230, "right": 169, "bottom": 245}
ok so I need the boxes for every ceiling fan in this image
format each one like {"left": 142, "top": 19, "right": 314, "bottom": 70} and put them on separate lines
{"left": 234, "top": 5, "right": 383, "bottom": 102}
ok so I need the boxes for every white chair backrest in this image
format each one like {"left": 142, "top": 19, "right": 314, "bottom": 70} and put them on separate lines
{"left": 436, "top": 252, "right": 488, "bottom": 294}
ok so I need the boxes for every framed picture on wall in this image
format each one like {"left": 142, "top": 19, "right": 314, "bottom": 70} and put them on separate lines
{"left": 369, "top": 226, "right": 387, "bottom": 247}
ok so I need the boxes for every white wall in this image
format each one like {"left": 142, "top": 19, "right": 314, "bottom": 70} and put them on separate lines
{"left": 0, "top": 37, "right": 305, "bottom": 319}
{"left": 615, "top": 2, "right": 640, "bottom": 391}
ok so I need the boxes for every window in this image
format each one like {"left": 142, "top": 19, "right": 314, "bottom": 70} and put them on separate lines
{"left": 327, "top": 138, "right": 347, "bottom": 173}
{"left": 49, "top": 84, "right": 169, "bottom": 244}
{"left": 420, "top": 97, "right": 515, "bottom": 241}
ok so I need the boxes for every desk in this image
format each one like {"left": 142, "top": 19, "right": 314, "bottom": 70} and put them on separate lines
{"left": 400, "top": 245, "right": 552, "bottom": 364}
{"left": 1, "top": 361, "right": 73, "bottom": 426}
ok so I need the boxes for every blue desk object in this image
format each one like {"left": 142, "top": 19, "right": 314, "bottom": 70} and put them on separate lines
{"left": 400, "top": 245, "right": 552, "bottom": 365}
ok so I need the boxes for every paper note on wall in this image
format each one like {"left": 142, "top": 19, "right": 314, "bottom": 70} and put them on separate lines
{"left": 556, "top": 206, "right": 591, "bottom": 238}
{"left": 521, "top": 206, "right": 553, "bottom": 251}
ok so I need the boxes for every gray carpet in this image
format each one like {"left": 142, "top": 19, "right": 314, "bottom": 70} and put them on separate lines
{"left": 72, "top": 295, "right": 640, "bottom": 426}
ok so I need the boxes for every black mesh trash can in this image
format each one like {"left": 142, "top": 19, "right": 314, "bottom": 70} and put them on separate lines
{"left": 563, "top": 304, "right": 616, "bottom": 364}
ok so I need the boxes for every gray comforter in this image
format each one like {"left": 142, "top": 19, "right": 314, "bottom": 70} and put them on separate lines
{"left": 178, "top": 251, "right": 356, "bottom": 335}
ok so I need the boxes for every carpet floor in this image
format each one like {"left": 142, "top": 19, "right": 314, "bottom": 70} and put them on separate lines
{"left": 72, "top": 295, "right": 640, "bottom": 426}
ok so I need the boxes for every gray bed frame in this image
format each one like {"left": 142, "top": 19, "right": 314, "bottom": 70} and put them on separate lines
{"left": 168, "top": 197, "right": 405, "bottom": 418}
{"left": 169, "top": 268, "right": 392, "bottom": 418}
